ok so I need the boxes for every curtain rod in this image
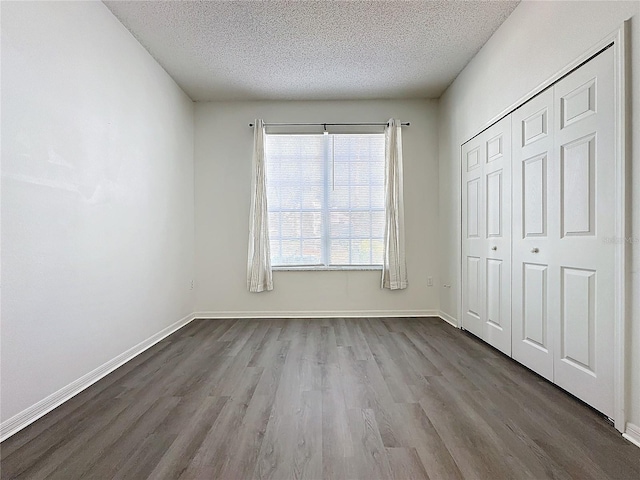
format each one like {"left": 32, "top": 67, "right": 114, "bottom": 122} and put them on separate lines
{"left": 248, "top": 122, "right": 410, "bottom": 127}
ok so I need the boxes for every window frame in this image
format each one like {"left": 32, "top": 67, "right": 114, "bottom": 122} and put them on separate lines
{"left": 265, "top": 131, "right": 385, "bottom": 271}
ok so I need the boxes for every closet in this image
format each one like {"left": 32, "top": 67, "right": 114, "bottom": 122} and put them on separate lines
{"left": 462, "top": 46, "right": 616, "bottom": 417}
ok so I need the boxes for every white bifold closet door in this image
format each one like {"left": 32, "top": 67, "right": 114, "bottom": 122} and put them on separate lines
{"left": 512, "top": 48, "right": 615, "bottom": 417}
{"left": 511, "top": 88, "right": 555, "bottom": 381}
{"left": 462, "top": 116, "right": 512, "bottom": 356}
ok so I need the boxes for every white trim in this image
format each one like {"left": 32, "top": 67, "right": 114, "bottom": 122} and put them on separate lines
{"left": 438, "top": 311, "right": 459, "bottom": 328}
{"left": 623, "top": 423, "right": 640, "bottom": 449}
{"left": 612, "top": 21, "right": 629, "bottom": 434}
{"left": 457, "top": 141, "right": 464, "bottom": 331}
{"left": 194, "top": 310, "right": 438, "bottom": 319}
{"left": 0, "top": 312, "right": 195, "bottom": 442}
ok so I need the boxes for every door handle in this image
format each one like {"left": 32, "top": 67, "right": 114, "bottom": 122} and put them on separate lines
{"left": 531, "top": 247, "right": 539, "bottom": 253}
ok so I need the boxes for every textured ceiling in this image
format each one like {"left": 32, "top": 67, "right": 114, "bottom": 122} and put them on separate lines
{"left": 104, "top": 0, "right": 519, "bottom": 101}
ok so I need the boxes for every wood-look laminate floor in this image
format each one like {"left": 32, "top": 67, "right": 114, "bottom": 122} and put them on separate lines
{"left": 1, "top": 318, "right": 639, "bottom": 480}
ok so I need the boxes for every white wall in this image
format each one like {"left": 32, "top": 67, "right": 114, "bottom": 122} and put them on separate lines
{"left": 195, "top": 99, "right": 438, "bottom": 317}
{"left": 1, "top": 1, "right": 195, "bottom": 423}
{"left": 437, "top": 1, "right": 640, "bottom": 428}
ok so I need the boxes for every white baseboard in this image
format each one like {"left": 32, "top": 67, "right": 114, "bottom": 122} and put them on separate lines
{"left": 623, "top": 422, "right": 640, "bottom": 448}
{"left": 194, "top": 309, "right": 439, "bottom": 319}
{"left": 0, "top": 312, "right": 195, "bottom": 442}
{"left": 438, "top": 310, "right": 459, "bottom": 328}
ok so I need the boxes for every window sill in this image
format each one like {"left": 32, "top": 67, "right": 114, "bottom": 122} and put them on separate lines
{"left": 272, "top": 265, "right": 383, "bottom": 272}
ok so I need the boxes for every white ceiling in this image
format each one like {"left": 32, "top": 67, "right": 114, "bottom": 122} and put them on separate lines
{"left": 104, "top": 0, "right": 519, "bottom": 101}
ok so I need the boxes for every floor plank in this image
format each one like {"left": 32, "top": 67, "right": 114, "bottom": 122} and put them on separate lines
{"left": 1, "top": 318, "right": 638, "bottom": 479}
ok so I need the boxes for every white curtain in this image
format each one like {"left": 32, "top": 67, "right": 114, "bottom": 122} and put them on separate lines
{"left": 247, "top": 119, "right": 273, "bottom": 292}
{"left": 382, "top": 118, "right": 408, "bottom": 290}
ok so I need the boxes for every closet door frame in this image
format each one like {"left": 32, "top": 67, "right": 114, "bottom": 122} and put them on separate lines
{"left": 457, "top": 23, "right": 628, "bottom": 433}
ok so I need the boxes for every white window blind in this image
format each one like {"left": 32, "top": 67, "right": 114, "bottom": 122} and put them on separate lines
{"left": 265, "top": 133, "right": 385, "bottom": 267}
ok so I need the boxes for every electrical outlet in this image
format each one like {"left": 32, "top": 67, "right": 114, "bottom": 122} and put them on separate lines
{"left": 190, "top": 280, "right": 194, "bottom": 290}
{"left": 427, "top": 276, "right": 433, "bottom": 287}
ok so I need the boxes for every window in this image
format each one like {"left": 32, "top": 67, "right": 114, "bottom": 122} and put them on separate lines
{"left": 265, "top": 133, "right": 385, "bottom": 268}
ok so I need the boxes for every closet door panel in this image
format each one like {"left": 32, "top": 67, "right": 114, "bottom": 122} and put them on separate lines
{"left": 466, "top": 178, "right": 481, "bottom": 238}
{"left": 511, "top": 89, "right": 554, "bottom": 381}
{"left": 486, "top": 170, "right": 503, "bottom": 237}
{"left": 482, "top": 117, "right": 512, "bottom": 356}
{"left": 522, "top": 153, "right": 547, "bottom": 237}
{"left": 462, "top": 141, "right": 485, "bottom": 338}
{"left": 522, "top": 263, "right": 548, "bottom": 349}
{"left": 551, "top": 48, "right": 615, "bottom": 417}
